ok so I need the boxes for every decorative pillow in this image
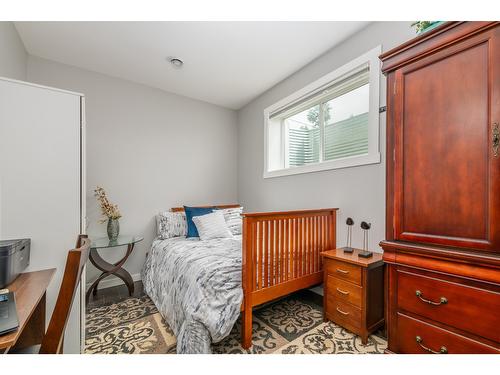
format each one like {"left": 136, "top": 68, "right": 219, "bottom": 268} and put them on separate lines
{"left": 192, "top": 211, "right": 233, "bottom": 241}
{"left": 219, "top": 207, "right": 243, "bottom": 235}
{"left": 184, "top": 206, "right": 214, "bottom": 238}
{"left": 156, "top": 211, "right": 187, "bottom": 239}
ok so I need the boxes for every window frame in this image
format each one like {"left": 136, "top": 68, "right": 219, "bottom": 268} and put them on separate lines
{"left": 263, "top": 45, "right": 381, "bottom": 179}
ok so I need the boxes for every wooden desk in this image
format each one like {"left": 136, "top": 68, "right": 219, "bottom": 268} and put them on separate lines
{"left": 0, "top": 269, "right": 55, "bottom": 352}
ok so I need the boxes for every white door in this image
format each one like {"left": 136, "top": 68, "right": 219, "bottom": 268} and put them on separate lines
{"left": 0, "top": 78, "right": 82, "bottom": 353}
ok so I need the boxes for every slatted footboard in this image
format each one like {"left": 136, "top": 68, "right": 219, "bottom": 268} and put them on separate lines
{"left": 240, "top": 208, "right": 337, "bottom": 348}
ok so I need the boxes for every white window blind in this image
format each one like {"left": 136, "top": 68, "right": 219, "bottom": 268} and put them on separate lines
{"left": 270, "top": 65, "right": 369, "bottom": 120}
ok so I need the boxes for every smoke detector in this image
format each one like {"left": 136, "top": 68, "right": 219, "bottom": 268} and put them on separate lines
{"left": 167, "top": 57, "right": 184, "bottom": 69}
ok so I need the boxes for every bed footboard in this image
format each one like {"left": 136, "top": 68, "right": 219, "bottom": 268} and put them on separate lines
{"left": 240, "top": 208, "right": 338, "bottom": 349}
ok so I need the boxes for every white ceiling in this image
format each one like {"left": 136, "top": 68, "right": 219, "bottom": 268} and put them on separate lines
{"left": 15, "top": 22, "right": 369, "bottom": 109}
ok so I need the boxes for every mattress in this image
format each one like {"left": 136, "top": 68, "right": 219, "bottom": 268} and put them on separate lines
{"left": 141, "top": 235, "right": 244, "bottom": 354}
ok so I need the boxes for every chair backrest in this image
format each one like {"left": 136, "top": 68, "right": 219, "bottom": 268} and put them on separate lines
{"left": 39, "top": 234, "right": 90, "bottom": 354}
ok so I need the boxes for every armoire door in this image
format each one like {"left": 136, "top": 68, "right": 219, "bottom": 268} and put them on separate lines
{"left": 392, "top": 26, "right": 500, "bottom": 252}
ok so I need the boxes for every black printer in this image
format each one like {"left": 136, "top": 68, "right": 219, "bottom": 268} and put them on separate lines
{"left": 0, "top": 239, "right": 30, "bottom": 289}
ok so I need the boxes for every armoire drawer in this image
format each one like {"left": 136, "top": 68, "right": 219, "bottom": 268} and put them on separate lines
{"left": 326, "top": 275, "right": 362, "bottom": 307}
{"left": 325, "top": 260, "right": 361, "bottom": 285}
{"left": 397, "top": 313, "right": 498, "bottom": 354}
{"left": 397, "top": 270, "right": 500, "bottom": 343}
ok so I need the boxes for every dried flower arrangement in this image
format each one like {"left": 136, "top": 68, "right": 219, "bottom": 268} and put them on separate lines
{"left": 94, "top": 186, "right": 122, "bottom": 223}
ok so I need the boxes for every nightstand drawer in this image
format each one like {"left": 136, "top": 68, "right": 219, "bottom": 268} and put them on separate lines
{"left": 325, "top": 259, "right": 361, "bottom": 285}
{"left": 326, "top": 297, "right": 362, "bottom": 329}
{"left": 397, "top": 313, "right": 499, "bottom": 354}
{"left": 326, "top": 275, "right": 362, "bottom": 307}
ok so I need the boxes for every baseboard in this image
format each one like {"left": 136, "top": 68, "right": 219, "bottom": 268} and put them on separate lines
{"left": 309, "top": 284, "right": 324, "bottom": 296}
{"left": 86, "top": 273, "right": 142, "bottom": 291}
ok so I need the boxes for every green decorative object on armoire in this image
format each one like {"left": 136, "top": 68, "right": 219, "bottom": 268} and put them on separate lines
{"left": 412, "top": 21, "right": 444, "bottom": 34}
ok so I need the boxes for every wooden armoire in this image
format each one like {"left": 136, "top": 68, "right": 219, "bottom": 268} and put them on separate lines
{"left": 380, "top": 22, "right": 500, "bottom": 354}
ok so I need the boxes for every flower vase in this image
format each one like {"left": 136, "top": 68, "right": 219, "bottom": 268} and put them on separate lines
{"left": 107, "top": 218, "right": 120, "bottom": 241}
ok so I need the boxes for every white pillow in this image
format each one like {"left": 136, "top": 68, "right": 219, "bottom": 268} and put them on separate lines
{"left": 219, "top": 207, "right": 243, "bottom": 235}
{"left": 192, "top": 211, "right": 233, "bottom": 240}
{"left": 156, "top": 211, "right": 187, "bottom": 239}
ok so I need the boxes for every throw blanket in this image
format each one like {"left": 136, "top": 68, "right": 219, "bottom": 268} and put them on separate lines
{"left": 141, "top": 236, "right": 243, "bottom": 353}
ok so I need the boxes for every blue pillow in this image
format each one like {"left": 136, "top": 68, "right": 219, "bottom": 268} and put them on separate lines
{"left": 184, "top": 206, "right": 214, "bottom": 238}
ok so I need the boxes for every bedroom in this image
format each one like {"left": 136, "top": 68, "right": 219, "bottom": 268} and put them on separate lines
{"left": 1, "top": 0, "right": 499, "bottom": 373}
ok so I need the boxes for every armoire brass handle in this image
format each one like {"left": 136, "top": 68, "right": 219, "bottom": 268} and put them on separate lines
{"left": 493, "top": 122, "right": 499, "bottom": 157}
{"left": 415, "top": 290, "right": 448, "bottom": 305}
{"left": 416, "top": 336, "right": 448, "bottom": 354}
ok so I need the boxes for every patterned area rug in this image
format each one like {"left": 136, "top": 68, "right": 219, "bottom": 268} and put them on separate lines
{"left": 85, "top": 290, "right": 387, "bottom": 354}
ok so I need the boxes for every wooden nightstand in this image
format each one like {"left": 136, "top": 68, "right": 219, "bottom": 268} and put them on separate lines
{"left": 321, "top": 248, "right": 384, "bottom": 344}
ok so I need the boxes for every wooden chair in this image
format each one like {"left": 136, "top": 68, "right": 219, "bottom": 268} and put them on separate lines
{"left": 39, "top": 234, "right": 90, "bottom": 354}
{"left": 12, "top": 235, "right": 90, "bottom": 354}
{"left": 5, "top": 234, "right": 90, "bottom": 354}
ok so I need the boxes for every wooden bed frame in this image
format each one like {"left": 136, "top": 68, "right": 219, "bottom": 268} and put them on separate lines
{"left": 171, "top": 205, "right": 338, "bottom": 349}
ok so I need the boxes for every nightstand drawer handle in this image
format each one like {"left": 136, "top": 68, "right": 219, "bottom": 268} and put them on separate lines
{"left": 336, "top": 268, "right": 349, "bottom": 275}
{"left": 336, "top": 307, "right": 349, "bottom": 316}
{"left": 415, "top": 336, "right": 448, "bottom": 354}
{"left": 336, "top": 287, "right": 349, "bottom": 295}
{"left": 415, "top": 290, "right": 448, "bottom": 306}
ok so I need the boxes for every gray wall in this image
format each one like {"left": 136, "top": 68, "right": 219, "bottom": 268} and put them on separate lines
{"left": 27, "top": 56, "right": 238, "bottom": 285}
{"left": 0, "top": 22, "right": 27, "bottom": 80}
{"left": 7, "top": 21, "right": 417, "bottom": 282}
{"left": 237, "top": 22, "right": 415, "bottom": 252}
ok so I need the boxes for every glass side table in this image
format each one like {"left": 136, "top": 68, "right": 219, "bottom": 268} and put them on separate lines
{"left": 85, "top": 235, "right": 143, "bottom": 302}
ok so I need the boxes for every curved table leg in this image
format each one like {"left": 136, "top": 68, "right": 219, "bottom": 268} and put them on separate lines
{"left": 86, "top": 243, "right": 135, "bottom": 302}
{"left": 91, "top": 246, "right": 134, "bottom": 295}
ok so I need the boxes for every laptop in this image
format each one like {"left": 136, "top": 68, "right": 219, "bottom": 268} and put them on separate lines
{"left": 0, "top": 292, "right": 19, "bottom": 335}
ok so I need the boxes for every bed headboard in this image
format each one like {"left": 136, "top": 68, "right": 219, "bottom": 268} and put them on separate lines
{"left": 171, "top": 204, "right": 241, "bottom": 212}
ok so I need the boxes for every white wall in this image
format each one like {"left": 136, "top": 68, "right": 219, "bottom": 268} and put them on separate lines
{"left": 237, "top": 22, "right": 416, "bottom": 252}
{"left": 27, "top": 56, "right": 238, "bottom": 285}
{"left": 0, "top": 22, "right": 27, "bottom": 80}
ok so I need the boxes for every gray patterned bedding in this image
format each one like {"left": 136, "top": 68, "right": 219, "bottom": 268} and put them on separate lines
{"left": 141, "top": 235, "right": 244, "bottom": 354}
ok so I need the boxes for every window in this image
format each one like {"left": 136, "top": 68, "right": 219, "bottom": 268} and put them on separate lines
{"left": 264, "top": 46, "right": 381, "bottom": 178}
{"left": 285, "top": 104, "right": 321, "bottom": 167}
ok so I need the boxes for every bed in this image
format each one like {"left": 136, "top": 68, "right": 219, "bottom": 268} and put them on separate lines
{"left": 142, "top": 206, "right": 337, "bottom": 353}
